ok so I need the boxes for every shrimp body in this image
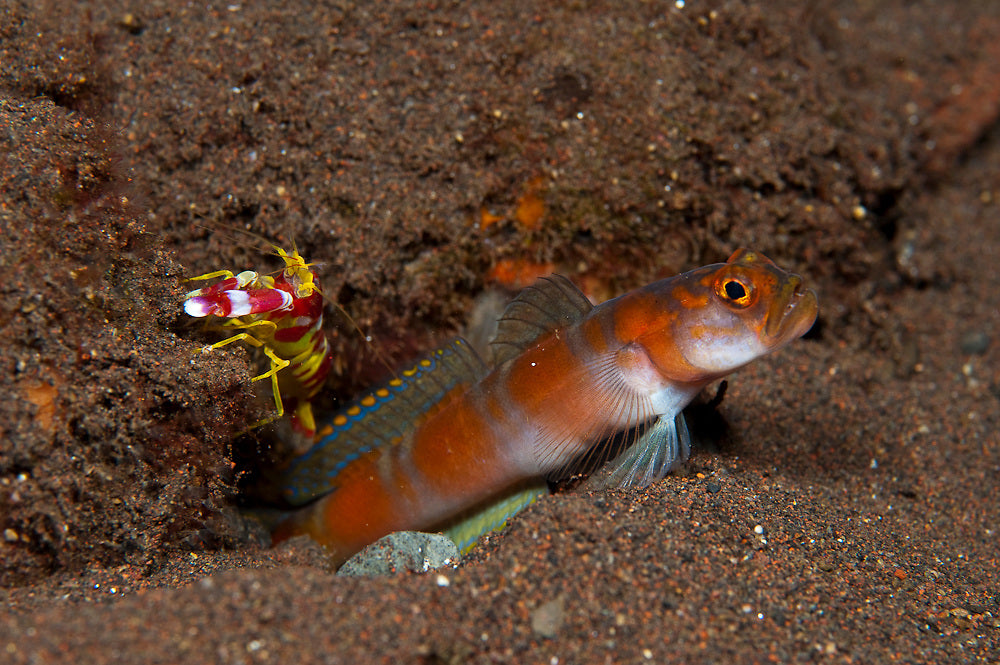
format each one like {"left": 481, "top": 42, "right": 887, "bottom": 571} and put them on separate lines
{"left": 184, "top": 247, "right": 332, "bottom": 437}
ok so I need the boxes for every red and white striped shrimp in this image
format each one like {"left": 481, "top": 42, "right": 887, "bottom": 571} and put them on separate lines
{"left": 183, "top": 246, "right": 332, "bottom": 438}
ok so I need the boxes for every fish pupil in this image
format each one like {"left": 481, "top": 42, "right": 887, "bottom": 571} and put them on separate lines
{"left": 724, "top": 280, "right": 747, "bottom": 301}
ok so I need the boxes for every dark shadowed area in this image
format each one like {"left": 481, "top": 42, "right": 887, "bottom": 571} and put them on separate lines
{"left": 1, "top": 0, "right": 998, "bottom": 662}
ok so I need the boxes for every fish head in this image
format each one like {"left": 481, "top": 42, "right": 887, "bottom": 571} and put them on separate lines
{"left": 630, "top": 249, "right": 818, "bottom": 385}
{"left": 670, "top": 248, "right": 818, "bottom": 378}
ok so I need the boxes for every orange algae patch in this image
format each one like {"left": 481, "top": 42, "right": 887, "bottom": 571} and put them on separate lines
{"left": 477, "top": 176, "right": 547, "bottom": 231}
{"left": 514, "top": 176, "right": 546, "bottom": 230}
{"left": 479, "top": 207, "right": 504, "bottom": 230}
{"left": 487, "top": 258, "right": 556, "bottom": 288}
{"left": 21, "top": 380, "right": 60, "bottom": 433}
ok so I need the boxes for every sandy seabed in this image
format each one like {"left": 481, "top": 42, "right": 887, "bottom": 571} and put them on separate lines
{"left": 1, "top": 1, "right": 998, "bottom": 662}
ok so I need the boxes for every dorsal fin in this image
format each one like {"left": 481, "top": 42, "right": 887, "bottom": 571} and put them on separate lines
{"left": 272, "top": 338, "right": 487, "bottom": 506}
{"left": 490, "top": 275, "right": 593, "bottom": 365}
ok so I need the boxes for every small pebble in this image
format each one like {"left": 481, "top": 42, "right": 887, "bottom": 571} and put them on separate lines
{"left": 531, "top": 595, "right": 565, "bottom": 638}
{"left": 959, "top": 330, "right": 990, "bottom": 355}
{"left": 338, "top": 532, "right": 460, "bottom": 577}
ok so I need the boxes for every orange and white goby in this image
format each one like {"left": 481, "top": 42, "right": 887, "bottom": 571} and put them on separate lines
{"left": 269, "top": 249, "right": 818, "bottom": 566}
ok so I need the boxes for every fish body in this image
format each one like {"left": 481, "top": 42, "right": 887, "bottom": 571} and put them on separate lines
{"left": 270, "top": 249, "right": 818, "bottom": 565}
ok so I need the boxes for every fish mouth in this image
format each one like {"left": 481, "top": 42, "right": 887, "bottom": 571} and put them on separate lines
{"left": 765, "top": 277, "right": 819, "bottom": 344}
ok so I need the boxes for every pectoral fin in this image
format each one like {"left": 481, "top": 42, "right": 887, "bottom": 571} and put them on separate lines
{"left": 584, "top": 413, "right": 691, "bottom": 490}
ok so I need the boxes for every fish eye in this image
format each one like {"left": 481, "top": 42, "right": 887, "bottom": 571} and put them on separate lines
{"left": 716, "top": 277, "right": 754, "bottom": 308}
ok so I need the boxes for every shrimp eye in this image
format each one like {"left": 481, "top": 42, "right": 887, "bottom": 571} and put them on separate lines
{"left": 716, "top": 277, "right": 754, "bottom": 308}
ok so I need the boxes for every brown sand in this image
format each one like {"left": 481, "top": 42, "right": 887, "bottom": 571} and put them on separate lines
{"left": 1, "top": 0, "right": 998, "bottom": 662}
